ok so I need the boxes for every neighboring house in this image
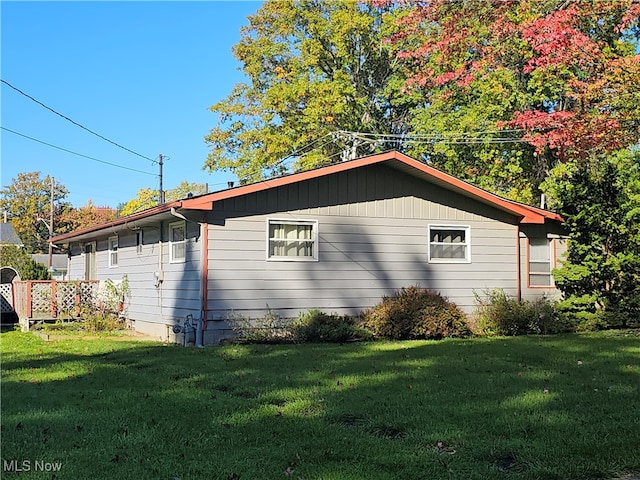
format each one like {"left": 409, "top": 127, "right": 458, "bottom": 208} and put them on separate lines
{"left": 0, "top": 222, "right": 24, "bottom": 248}
{"left": 0, "top": 221, "right": 23, "bottom": 283}
{"left": 0, "top": 222, "right": 23, "bottom": 323}
{"left": 31, "top": 254, "right": 69, "bottom": 281}
{"left": 51, "top": 151, "right": 567, "bottom": 345}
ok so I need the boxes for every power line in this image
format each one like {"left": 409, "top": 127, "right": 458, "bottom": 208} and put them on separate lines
{"left": 1, "top": 78, "right": 156, "bottom": 163}
{"left": 1, "top": 126, "right": 157, "bottom": 176}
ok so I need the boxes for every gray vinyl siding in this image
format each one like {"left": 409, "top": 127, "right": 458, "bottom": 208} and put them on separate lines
{"left": 204, "top": 164, "right": 521, "bottom": 321}
{"left": 66, "top": 220, "right": 202, "bottom": 335}
{"left": 68, "top": 244, "right": 85, "bottom": 279}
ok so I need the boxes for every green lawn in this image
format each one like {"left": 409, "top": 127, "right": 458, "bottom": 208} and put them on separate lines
{"left": 1, "top": 329, "right": 639, "bottom": 480}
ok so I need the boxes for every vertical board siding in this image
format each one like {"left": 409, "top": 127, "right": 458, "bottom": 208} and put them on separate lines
{"left": 205, "top": 164, "right": 521, "bottom": 320}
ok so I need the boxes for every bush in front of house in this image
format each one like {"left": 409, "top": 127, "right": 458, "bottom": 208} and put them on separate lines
{"left": 473, "top": 289, "right": 569, "bottom": 336}
{"left": 363, "top": 286, "right": 470, "bottom": 340}
{"left": 292, "top": 309, "right": 373, "bottom": 343}
{"left": 553, "top": 292, "right": 640, "bottom": 332}
{"left": 227, "top": 309, "right": 295, "bottom": 343}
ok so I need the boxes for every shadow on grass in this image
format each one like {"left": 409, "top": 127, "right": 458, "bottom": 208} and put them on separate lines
{"left": 1, "top": 330, "right": 639, "bottom": 479}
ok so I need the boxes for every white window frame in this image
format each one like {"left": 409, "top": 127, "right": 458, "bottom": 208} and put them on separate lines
{"left": 169, "top": 221, "right": 186, "bottom": 263}
{"left": 266, "top": 219, "right": 318, "bottom": 262}
{"left": 428, "top": 225, "right": 471, "bottom": 263}
{"left": 108, "top": 236, "right": 119, "bottom": 268}
{"left": 528, "top": 237, "right": 554, "bottom": 288}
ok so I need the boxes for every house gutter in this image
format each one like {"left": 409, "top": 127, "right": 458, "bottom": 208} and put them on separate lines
{"left": 50, "top": 201, "right": 183, "bottom": 244}
{"left": 201, "top": 213, "right": 208, "bottom": 335}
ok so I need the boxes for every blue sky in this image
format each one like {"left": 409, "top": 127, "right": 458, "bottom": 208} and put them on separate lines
{"left": 1, "top": 1, "right": 261, "bottom": 208}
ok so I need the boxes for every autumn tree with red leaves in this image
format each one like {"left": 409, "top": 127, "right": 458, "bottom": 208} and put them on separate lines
{"left": 58, "top": 200, "right": 118, "bottom": 234}
{"left": 379, "top": 0, "right": 640, "bottom": 325}
{"left": 382, "top": 0, "right": 640, "bottom": 203}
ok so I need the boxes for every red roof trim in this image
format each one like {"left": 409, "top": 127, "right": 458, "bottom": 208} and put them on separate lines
{"left": 182, "top": 151, "right": 562, "bottom": 224}
{"left": 53, "top": 151, "right": 563, "bottom": 243}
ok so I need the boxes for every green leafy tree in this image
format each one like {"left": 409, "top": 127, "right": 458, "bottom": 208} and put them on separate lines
{"left": 0, "top": 172, "right": 69, "bottom": 253}
{"left": 543, "top": 148, "right": 640, "bottom": 327}
{"left": 204, "top": 0, "right": 415, "bottom": 183}
{"left": 382, "top": 0, "right": 640, "bottom": 203}
{"left": 119, "top": 182, "right": 208, "bottom": 216}
{"left": 0, "top": 245, "right": 50, "bottom": 280}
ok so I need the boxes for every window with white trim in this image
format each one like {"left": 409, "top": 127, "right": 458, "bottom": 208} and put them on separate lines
{"left": 428, "top": 225, "right": 471, "bottom": 263}
{"left": 267, "top": 219, "right": 317, "bottom": 261}
{"left": 529, "top": 237, "right": 552, "bottom": 286}
{"left": 169, "top": 221, "right": 186, "bottom": 263}
{"left": 108, "top": 236, "right": 118, "bottom": 267}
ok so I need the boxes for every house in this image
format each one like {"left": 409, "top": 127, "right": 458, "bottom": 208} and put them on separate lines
{"left": 51, "top": 151, "right": 567, "bottom": 345}
{"left": 1, "top": 222, "right": 24, "bottom": 284}
{"left": 31, "top": 254, "right": 69, "bottom": 281}
{"left": 0, "top": 222, "right": 24, "bottom": 248}
{"left": 1, "top": 222, "right": 24, "bottom": 323}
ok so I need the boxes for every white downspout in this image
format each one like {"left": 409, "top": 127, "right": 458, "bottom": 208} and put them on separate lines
{"left": 170, "top": 207, "right": 204, "bottom": 347}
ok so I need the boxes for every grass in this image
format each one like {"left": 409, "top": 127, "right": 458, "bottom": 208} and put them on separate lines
{"left": 1, "top": 329, "right": 639, "bottom": 480}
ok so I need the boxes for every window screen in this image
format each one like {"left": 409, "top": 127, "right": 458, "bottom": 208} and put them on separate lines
{"left": 170, "top": 222, "right": 186, "bottom": 262}
{"left": 529, "top": 238, "right": 552, "bottom": 286}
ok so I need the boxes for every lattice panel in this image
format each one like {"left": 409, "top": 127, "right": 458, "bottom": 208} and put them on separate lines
{"left": 31, "top": 283, "right": 53, "bottom": 314}
{"left": 56, "top": 283, "right": 77, "bottom": 316}
{"left": 0, "top": 284, "right": 13, "bottom": 313}
{"left": 80, "top": 282, "right": 98, "bottom": 308}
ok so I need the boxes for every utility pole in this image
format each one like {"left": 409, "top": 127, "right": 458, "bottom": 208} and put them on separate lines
{"left": 159, "top": 154, "right": 165, "bottom": 205}
{"left": 48, "top": 176, "right": 54, "bottom": 269}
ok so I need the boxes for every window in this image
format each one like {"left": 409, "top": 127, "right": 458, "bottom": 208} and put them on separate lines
{"left": 169, "top": 221, "right": 186, "bottom": 263}
{"left": 108, "top": 236, "right": 118, "bottom": 267}
{"left": 529, "top": 237, "right": 553, "bottom": 287}
{"left": 428, "top": 225, "right": 470, "bottom": 263}
{"left": 267, "top": 219, "right": 317, "bottom": 261}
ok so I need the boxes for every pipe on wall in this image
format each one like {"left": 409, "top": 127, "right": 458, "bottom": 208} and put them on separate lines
{"left": 201, "top": 213, "right": 209, "bottom": 336}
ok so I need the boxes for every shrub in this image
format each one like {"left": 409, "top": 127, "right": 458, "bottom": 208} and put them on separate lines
{"left": 227, "top": 309, "right": 294, "bottom": 344}
{"left": 82, "top": 311, "right": 125, "bottom": 332}
{"left": 363, "top": 286, "right": 469, "bottom": 340}
{"left": 552, "top": 293, "right": 640, "bottom": 332}
{"left": 37, "top": 309, "right": 125, "bottom": 333}
{"left": 293, "top": 309, "right": 372, "bottom": 343}
{"left": 473, "top": 289, "right": 568, "bottom": 336}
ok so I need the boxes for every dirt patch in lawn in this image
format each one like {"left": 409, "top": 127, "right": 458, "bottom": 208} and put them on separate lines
{"left": 32, "top": 330, "right": 162, "bottom": 342}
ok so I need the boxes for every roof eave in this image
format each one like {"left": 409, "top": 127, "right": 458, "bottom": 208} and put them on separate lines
{"left": 50, "top": 201, "right": 183, "bottom": 244}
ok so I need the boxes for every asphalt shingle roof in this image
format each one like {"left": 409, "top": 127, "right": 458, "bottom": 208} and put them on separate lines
{"left": 0, "top": 223, "right": 23, "bottom": 246}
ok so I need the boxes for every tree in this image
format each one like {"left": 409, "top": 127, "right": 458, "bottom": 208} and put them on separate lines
{"left": 543, "top": 148, "right": 640, "bottom": 327}
{"left": 204, "top": 0, "right": 416, "bottom": 183}
{"left": 382, "top": 0, "right": 640, "bottom": 203}
{"left": 119, "top": 182, "right": 208, "bottom": 216}
{"left": 0, "top": 245, "right": 50, "bottom": 280}
{"left": 58, "top": 200, "right": 118, "bottom": 233}
{"left": 0, "top": 172, "right": 69, "bottom": 253}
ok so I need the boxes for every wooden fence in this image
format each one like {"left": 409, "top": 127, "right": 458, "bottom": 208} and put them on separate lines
{"left": 8, "top": 280, "right": 100, "bottom": 320}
